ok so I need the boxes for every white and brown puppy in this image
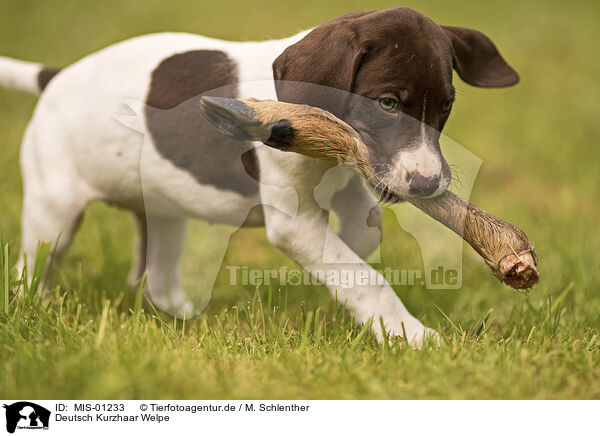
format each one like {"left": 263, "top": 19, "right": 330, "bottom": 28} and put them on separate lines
{"left": 0, "top": 8, "right": 518, "bottom": 346}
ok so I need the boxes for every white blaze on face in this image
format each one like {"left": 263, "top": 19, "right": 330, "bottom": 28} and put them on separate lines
{"left": 384, "top": 93, "right": 448, "bottom": 197}
{"left": 400, "top": 142, "right": 443, "bottom": 178}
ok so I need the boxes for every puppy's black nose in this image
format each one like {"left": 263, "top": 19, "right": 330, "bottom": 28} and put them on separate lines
{"left": 407, "top": 172, "right": 439, "bottom": 197}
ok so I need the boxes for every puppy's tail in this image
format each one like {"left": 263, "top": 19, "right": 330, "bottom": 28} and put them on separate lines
{"left": 0, "top": 56, "right": 60, "bottom": 95}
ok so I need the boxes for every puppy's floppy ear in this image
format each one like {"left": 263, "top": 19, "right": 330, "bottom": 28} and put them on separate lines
{"left": 442, "top": 26, "right": 519, "bottom": 87}
{"left": 273, "top": 21, "right": 368, "bottom": 118}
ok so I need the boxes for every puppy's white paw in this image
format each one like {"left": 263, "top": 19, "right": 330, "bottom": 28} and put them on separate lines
{"left": 416, "top": 326, "right": 441, "bottom": 348}
{"left": 375, "top": 318, "right": 440, "bottom": 349}
{"left": 149, "top": 289, "right": 195, "bottom": 319}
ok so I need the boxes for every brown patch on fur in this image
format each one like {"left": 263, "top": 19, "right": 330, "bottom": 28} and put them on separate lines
{"left": 240, "top": 149, "right": 259, "bottom": 182}
{"left": 145, "top": 50, "right": 260, "bottom": 197}
{"left": 37, "top": 67, "right": 60, "bottom": 91}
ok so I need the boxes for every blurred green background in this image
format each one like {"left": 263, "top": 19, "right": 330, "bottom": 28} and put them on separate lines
{"left": 0, "top": 0, "right": 599, "bottom": 399}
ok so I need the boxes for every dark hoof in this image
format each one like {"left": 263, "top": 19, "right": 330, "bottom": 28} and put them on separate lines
{"left": 199, "top": 96, "right": 265, "bottom": 140}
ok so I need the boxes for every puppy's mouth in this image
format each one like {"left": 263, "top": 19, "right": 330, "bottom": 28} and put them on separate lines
{"left": 368, "top": 173, "right": 449, "bottom": 203}
{"left": 369, "top": 181, "right": 405, "bottom": 204}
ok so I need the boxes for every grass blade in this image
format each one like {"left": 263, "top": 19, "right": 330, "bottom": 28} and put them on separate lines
{"left": 1, "top": 241, "right": 9, "bottom": 315}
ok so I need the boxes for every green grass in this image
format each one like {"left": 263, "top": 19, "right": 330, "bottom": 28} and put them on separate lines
{"left": 1, "top": 0, "right": 599, "bottom": 399}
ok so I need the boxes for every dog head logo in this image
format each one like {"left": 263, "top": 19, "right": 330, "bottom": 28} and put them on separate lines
{"left": 2, "top": 402, "right": 50, "bottom": 434}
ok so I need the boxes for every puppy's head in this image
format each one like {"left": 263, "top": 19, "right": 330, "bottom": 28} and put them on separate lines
{"left": 273, "top": 8, "right": 519, "bottom": 199}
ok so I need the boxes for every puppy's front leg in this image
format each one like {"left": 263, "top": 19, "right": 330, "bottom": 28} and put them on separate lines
{"left": 144, "top": 215, "right": 192, "bottom": 317}
{"left": 329, "top": 172, "right": 382, "bottom": 261}
{"left": 258, "top": 148, "right": 438, "bottom": 347}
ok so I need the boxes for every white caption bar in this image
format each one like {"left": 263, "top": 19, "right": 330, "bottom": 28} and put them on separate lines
{"left": 0, "top": 400, "right": 596, "bottom": 435}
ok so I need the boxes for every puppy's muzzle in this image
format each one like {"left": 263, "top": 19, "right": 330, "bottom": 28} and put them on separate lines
{"left": 406, "top": 171, "right": 440, "bottom": 197}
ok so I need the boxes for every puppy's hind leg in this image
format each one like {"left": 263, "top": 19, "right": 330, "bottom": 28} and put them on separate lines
{"left": 17, "top": 180, "right": 90, "bottom": 286}
{"left": 16, "top": 126, "right": 96, "bottom": 287}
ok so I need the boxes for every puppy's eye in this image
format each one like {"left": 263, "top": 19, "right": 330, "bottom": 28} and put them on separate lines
{"left": 378, "top": 97, "right": 398, "bottom": 112}
{"left": 442, "top": 99, "right": 453, "bottom": 113}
